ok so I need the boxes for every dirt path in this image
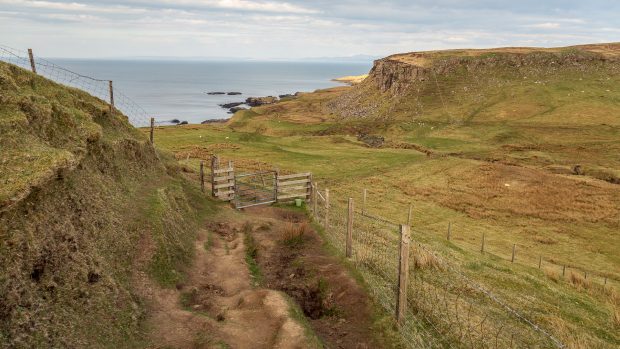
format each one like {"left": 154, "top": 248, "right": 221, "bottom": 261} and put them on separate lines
{"left": 135, "top": 206, "right": 388, "bottom": 349}
{"left": 135, "top": 215, "right": 311, "bottom": 349}
{"left": 243, "top": 207, "right": 387, "bottom": 349}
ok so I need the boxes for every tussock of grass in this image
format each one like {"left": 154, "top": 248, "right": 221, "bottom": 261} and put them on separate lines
{"left": 280, "top": 222, "right": 311, "bottom": 247}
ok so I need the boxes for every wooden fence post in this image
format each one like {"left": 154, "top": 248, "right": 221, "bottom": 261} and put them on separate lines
{"left": 407, "top": 204, "right": 413, "bottom": 226}
{"left": 307, "top": 174, "right": 313, "bottom": 201}
{"left": 396, "top": 224, "right": 411, "bottom": 324}
{"left": 604, "top": 277, "right": 607, "bottom": 286}
{"left": 538, "top": 255, "right": 542, "bottom": 269}
{"left": 312, "top": 183, "right": 318, "bottom": 214}
{"left": 210, "top": 155, "right": 219, "bottom": 197}
{"left": 275, "top": 169, "right": 280, "bottom": 202}
{"left": 447, "top": 222, "right": 451, "bottom": 241}
{"left": 481, "top": 232, "right": 485, "bottom": 253}
{"left": 346, "top": 198, "right": 353, "bottom": 258}
{"left": 228, "top": 160, "right": 235, "bottom": 201}
{"left": 562, "top": 265, "right": 566, "bottom": 277}
{"left": 324, "top": 189, "right": 330, "bottom": 230}
{"left": 200, "top": 161, "right": 205, "bottom": 193}
{"left": 511, "top": 244, "right": 516, "bottom": 263}
{"left": 149, "top": 117, "right": 154, "bottom": 144}
{"left": 108, "top": 80, "right": 114, "bottom": 114}
{"left": 362, "top": 188, "right": 367, "bottom": 215}
{"left": 28, "top": 48, "right": 36, "bottom": 74}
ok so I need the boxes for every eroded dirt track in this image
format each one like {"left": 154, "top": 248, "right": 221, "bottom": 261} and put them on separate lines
{"left": 135, "top": 206, "right": 386, "bottom": 349}
{"left": 136, "top": 218, "right": 308, "bottom": 348}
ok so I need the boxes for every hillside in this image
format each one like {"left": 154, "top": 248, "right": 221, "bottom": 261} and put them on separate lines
{"left": 0, "top": 61, "right": 215, "bottom": 347}
{"left": 153, "top": 43, "right": 620, "bottom": 348}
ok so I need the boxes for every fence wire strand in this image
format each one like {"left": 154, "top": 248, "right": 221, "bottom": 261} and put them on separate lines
{"left": 311, "top": 189, "right": 565, "bottom": 349}
{"left": 0, "top": 45, "right": 151, "bottom": 127}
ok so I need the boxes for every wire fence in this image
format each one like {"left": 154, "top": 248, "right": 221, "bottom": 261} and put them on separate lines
{"left": 0, "top": 45, "right": 152, "bottom": 127}
{"left": 310, "top": 186, "right": 566, "bottom": 348}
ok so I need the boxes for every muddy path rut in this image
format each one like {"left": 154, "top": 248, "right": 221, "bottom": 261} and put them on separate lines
{"left": 137, "top": 206, "right": 388, "bottom": 349}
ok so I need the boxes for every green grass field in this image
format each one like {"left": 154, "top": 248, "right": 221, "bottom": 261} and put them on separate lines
{"left": 147, "top": 46, "right": 620, "bottom": 347}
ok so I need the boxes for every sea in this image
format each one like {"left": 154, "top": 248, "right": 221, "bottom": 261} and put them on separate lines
{"left": 53, "top": 59, "right": 372, "bottom": 124}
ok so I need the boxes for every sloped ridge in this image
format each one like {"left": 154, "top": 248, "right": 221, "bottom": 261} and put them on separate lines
{"left": 0, "top": 61, "right": 139, "bottom": 211}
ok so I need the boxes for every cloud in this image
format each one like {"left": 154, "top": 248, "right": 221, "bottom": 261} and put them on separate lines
{"left": 0, "top": 0, "right": 618, "bottom": 59}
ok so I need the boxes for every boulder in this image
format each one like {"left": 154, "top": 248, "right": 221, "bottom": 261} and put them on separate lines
{"left": 357, "top": 133, "right": 385, "bottom": 148}
{"left": 201, "top": 118, "right": 228, "bottom": 124}
{"left": 245, "top": 96, "right": 278, "bottom": 107}
{"left": 229, "top": 106, "right": 247, "bottom": 113}
{"left": 279, "top": 94, "right": 295, "bottom": 99}
{"left": 179, "top": 121, "right": 189, "bottom": 125}
{"left": 219, "top": 102, "right": 244, "bottom": 109}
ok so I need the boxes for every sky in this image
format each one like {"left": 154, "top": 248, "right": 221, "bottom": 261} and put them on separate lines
{"left": 0, "top": 0, "right": 618, "bottom": 60}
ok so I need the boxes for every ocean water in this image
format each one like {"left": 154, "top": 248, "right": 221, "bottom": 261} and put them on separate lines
{"left": 53, "top": 59, "right": 371, "bottom": 124}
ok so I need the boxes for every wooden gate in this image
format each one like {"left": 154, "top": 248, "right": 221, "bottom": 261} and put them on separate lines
{"left": 233, "top": 171, "right": 277, "bottom": 209}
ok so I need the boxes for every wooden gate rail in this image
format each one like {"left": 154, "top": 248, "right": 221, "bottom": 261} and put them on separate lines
{"left": 211, "top": 163, "right": 235, "bottom": 201}
{"left": 276, "top": 172, "right": 312, "bottom": 202}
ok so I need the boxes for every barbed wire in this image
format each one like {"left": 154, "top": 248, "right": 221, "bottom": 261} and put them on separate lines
{"left": 0, "top": 45, "right": 152, "bottom": 127}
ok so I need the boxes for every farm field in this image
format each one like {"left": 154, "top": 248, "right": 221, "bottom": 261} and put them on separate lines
{"left": 148, "top": 47, "right": 620, "bottom": 346}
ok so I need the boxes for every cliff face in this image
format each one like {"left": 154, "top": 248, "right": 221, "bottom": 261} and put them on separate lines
{"left": 330, "top": 43, "right": 620, "bottom": 120}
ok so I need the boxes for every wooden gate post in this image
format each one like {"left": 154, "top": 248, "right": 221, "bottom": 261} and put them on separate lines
{"left": 324, "top": 189, "right": 330, "bottom": 230}
{"left": 312, "top": 183, "right": 318, "bottom": 214}
{"left": 481, "top": 232, "right": 485, "bottom": 253}
{"left": 28, "top": 48, "right": 36, "bottom": 73}
{"left": 396, "top": 224, "right": 411, "bottom": 324}
{"left": 447, "top": 222, "right": 451, "bottom": 241}
{"left": 275, "top": 169, "right": 280, "bottom": 202}
{"left": 228, "top": 160, "right": 235, "bottom": 201}
{"left": 346, "top": 198, "right": 353, "bottom": 258}
{"left": 149, "top": 118, "right": 155, "bottom": 144}
{"left": 200, "top": 161, "right": 205, "bottom": 193}
{"left": 210, "top": 155, "right": 219, "bottom": 197}
{"left": 511, "top": 244, "right": 516, "bottom": 263}
{"left": 108, "top": 80, "right": 114, "bottom": 114}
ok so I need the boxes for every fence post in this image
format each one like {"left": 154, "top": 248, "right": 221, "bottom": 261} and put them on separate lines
{"left": 562, "top": 265, "right": 566, "bottom": 277}
{"left": 604, "top": 277, "right": 607, "bottom": 286}
{"left": 211, "top": 155, "right": 219, "bottom": 197}
{"left": 200, "top": 161, "right": 205, "bottom": 193}
{"left": 511, "top": 244, "right": 516, "bottom": 263}
{"left": 447, "top": 222, "right": 451, "bottom": 241}
{"left": 312, "top": 183, "right": 318, "bottom": 215}
{"left": 108, "top": 80, "right": 114, "bottom": 113}
{"left": 346, "top": 198, "right": 353, "bottom": 258}
{"left": 362, "top": 188, "right": 367, "bottom": 215}
{"left": 324, "top": 189, "right": 330, "bottom": 230}
{"left": 396, "top": 224, "right": 411, "bottom": 325}
{"left": 538, "top": 255, "right": 542, "bottom": 269}
{"left": 149, "top": 117, "right": 154, "bottom": 144}
{"left": 28, "top": 48, "right": 36, "bottom": 74}
{"left": 275, "top": 169, "right": 280, "bottom": 202}
{"left": 307, "top": 174, "right": 313, "bottom": 201}
{"left": 228, "top": 161, "right": 235, "bottom": 201}
{"left": 481, "top": 232, "right": 485, "bottom": 253}
{"left": 407, "top": 204, "right": 413, "bottom": 226}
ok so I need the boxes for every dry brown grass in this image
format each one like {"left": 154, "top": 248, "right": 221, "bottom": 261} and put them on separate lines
{"left": 411, "top": 245, "right": 442, "bottom": 270}
{"left": 568, "top": 272, "right": 592, "bottom": 290}
{"left": 280, "top": 222, "right": 311, "bottom": 246}
{"left": 544, "top": 267, "right": 561, "bottom": 283}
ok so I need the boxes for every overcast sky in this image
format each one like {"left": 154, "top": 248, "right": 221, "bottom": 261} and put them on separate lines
{"left": 0, "top": 0, "right": 618, "bottom": 59}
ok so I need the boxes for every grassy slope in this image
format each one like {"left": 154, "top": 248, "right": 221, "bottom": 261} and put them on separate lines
{"left": 0, "top": 62, "right": 217, "bottom": 348}
{"left": 151, "top": 44, "right": 620, "bottom": 347}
